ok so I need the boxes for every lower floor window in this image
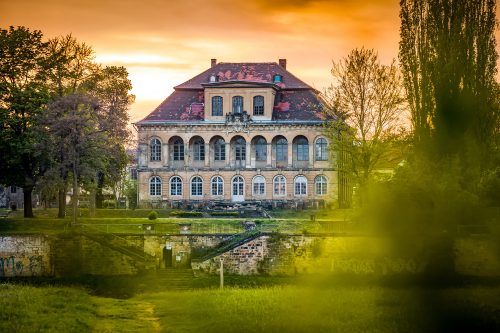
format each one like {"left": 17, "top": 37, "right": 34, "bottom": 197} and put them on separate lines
{"left": 211, "top": 176, "right": 224, "bottom": 196}
{"left": 191, "top": 177, "right": 203, "bottom": 196}
{"left": 315, "top": 176, "right": 327, "bottom": 195}
{"left": 150, "top": 176, "right": 161, "bottom": 196}
{"left": 252, "top": 176, "right": 265, "bottom": 196}
{"left": 294, "top": 176, "right": 307, "bottom": 196}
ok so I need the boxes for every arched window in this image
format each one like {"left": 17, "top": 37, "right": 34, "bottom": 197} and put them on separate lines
{"left": 255, "top": 137, "right": 267, "bottom": 161}
{"left": 149, "top": 176, "right": 161, "bottom": 196}
{"left": 253, "top": 95, "right": 264, "bottom": 115}
{"left": 315, "top": 176, "right": 327, "bottom": 196}
{"left": 315, "top": 138, "right": 328, "bottom": 161}
{"left": 232, "top": 96, "right": 243, "bottom": 113}
{"left": 170, "top": 176, "right": 182, "bottom": 196}
{"left": 173, "top": 138, "right": 184, "bottom": 161}
{"left": 212, "top": 96, "right": 223, "bottom": 116}
{"left": 276, "top": 138, "right": 288, "bottom": 161}
{"left": 233, "top": 137, "right": 246, "bottom": 161}
{"left": 232, "top": 176, "right": 244, "bottom": 196}
{"left": 192, "top": 138, "right": 205, "bottom": 161}
{"left": 211, "top": 176, "right": 224, "bottom": 196}
{"left": 252, "top": 175, "right": 266, "bottom": 196}
{"left": 294, "top": 176, "right": 307, "bottom": 196}
{"left": 294, "top": 137, "right": 309, "bottom": 161}
{"left": 273, "top": 175, "right": 286, "bottom": 196}
{"left": 214, "top": 138, "right": 225, "bottom": 161}
{"left": 191, "top": 176, "right": 203, "bottom": 196}
{"left": 150, "top": 138, "right": 161, "bottom": 161}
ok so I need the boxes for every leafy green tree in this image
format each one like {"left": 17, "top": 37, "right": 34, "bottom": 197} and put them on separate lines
{"left": 83, "top": 65, "right": 134, "bottom": 210}
{"left": 373, "top": 0, "right": 500, "bottom": 278}
{"left": 400, "top": 0, "right": 498, "bottom": 169}
{"left": 0, "top": 26, "right": 50, "bottom": 217}
{"left": 324, "top": 48, "right": 407, "bottom": 207}
{"left": 41, "top": 93, "right": 106, "bottom": 223}
{"left": 43, "top": 34, "right": 97, "bottom": 218}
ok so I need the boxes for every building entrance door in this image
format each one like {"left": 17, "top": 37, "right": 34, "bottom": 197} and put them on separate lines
{"left": 163, "top": 246, "right": 173, "bottom": 267}
{"left": 231, "top": 176, "right": 245, "bottom": 202}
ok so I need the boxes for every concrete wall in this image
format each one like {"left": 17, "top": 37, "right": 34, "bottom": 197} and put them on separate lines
{"left": 2, "top": 234, "right": 500, "bottom": 278}
{"left": 0, "top": 236, "right": 51, "bottom": 277}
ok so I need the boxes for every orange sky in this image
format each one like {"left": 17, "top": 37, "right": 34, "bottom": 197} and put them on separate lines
{"left": 1, "top": 0, "right": 499, "bottom": 124}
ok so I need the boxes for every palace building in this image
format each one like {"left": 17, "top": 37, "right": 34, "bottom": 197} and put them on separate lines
{"left": 135, "top": 59, "right": 337, "bottom": 208}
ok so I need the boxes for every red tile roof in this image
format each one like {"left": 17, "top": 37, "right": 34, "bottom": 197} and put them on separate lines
{"left": 175, "top": 62, "right": 314, "bottom": 90}
{"left": 137, "top": 62, "right": 327, "bottom": 124}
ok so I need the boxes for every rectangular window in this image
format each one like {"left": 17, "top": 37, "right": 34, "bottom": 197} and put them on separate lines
{"left": 255, "top": 145, "right": 266, "bottom": 161}
{"left": 212, "top": 96, "right": 223, "bottom": 116}
{"left": 215, "top": 145, "right": 225, "bottom": 160}
{"left": 276, "top": 145, "right": 287, "bottom": 161}
{"left": 297, "top": 145, "right": 309, "bottom": 161}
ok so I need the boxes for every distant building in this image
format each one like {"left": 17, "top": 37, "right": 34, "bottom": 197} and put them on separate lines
{"left": 135, "top": 59, "right": 337, "bottom": 208}
{"left": 0, "top": 185, "right": 24, "bottom": 210}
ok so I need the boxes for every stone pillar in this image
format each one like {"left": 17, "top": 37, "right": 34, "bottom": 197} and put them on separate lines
{"left": 308, "top": 143, "right": 314, "bottom": 168}
{"left": 204, "top": 143, "right": 210, "bottom": 167}
{"left": 163, "top": 144, "right": 169, "bottom": 167}
{"left": 225, "top": 142, "right": 231, "bottom": 167}
{"left": 138, "top": 143, "right": 148, "bottom": 167}
{"left": 287, "top": 141, "right": 293, "bottom": 167}
{"left": 266, "top": 143, "right": 272, "bottom": 167}
{"left": 246, "top": 141, "right": 251, "bottom": 167}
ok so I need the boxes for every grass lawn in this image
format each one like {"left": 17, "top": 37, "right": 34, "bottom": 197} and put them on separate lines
{"left": 0, "top": 208, "right": 354, "bottom": 235}
{"left": 2, "top": 280, "right": 500, "bottom": 332}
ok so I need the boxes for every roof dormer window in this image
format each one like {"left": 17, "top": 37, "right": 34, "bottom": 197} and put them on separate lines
{"left": 273, "top": 74, "right": 283, "bottom": 83}
{"left": 209, "top": 74, "right": 218, "bottom": 82}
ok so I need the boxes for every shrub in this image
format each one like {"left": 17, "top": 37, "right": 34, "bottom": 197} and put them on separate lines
{"left": 169, "top": 210, "right": 203, "bottom": 218}
{"left": 209, "top": 211, "right": 239, "bottom": 217}
{"left": 148, "top": 211, "right": 158, "bottom": 220}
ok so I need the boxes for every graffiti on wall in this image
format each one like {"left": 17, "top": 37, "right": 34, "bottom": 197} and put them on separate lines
{"left": 0, "top": 255, "right": 44, "bottom": 277}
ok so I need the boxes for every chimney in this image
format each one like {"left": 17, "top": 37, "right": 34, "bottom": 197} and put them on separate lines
{"left": 279, "top": 58, "right": 287, "bottom": 69}
{"left": 211, "top": 58, "right": 217, "bottom": 67}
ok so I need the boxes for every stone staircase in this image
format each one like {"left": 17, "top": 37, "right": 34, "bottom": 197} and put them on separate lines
{"left": 191, "top": 229, "right": 263, "bottom": 263}
{"left": 154, "top": 268, "right": 195, "bottom": 290}
{"left": 73, "top": 224, "right": 157, "bottom": 269}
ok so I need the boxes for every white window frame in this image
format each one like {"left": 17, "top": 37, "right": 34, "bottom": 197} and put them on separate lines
{"left": 149, "top": 176, "right": 162, "bottom": 196}
{"left": 252, "top": 175, "right": 266, "bottom": 196}
{"left": 211, "top": 176, "right": 224, "bottom": 196}
{"left": 170, "top": 176, "right": 182, "bottom": 196}
{"left": 273, "top": 175, "right": 286, "bottom": 196}
{"left": 191, "top": 176, "right": 203, "bottom": 197}
{"left": 294, "top": 176, "right": 307, "bottom": 196}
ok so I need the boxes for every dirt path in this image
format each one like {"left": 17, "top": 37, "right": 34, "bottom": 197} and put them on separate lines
{"left": 92, "top": 297, "right": 161, "bottom": 332}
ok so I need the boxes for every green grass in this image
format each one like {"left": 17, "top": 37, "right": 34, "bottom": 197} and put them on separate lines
{"left": 0, "top": 208, "right": 355, "bottom": 235}
{"left": 2, "top": 281, "right": 500, "bottom": 332}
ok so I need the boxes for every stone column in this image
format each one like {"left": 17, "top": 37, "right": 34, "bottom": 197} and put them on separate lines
{"left": 225, "top": 142, "right": 231, "bottom": 167}
{"left": 287, "top": 141, "right": 293, "bottom": 167}
{"left": 266, "top": 143, "right": 272, "bottom": 167}
{"left": 162, "top": 144, "right": 169, "bottom": 167}
{"left": 245, "top": 141, "right": 251, "bottom": 167}
{"left": 308, "top": 142, "right": 314, "bottom": 168}
{"left": 204, "top": 143, "right": 210, "bottom": 167}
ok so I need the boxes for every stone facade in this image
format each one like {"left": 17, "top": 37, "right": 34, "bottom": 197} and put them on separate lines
{"left": 135, "top": 59, "right": 337, "bottom": 208}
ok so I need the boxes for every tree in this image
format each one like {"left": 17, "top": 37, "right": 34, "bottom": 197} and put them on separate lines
{"left": 371, "top": 0, "right": 500, "bottom": 278}
{"left": 400, "top": 0, "right": 498, "bottom": 169}
{"left": 41, "top": 93, "right": 106, "bottom": 224}
{"left": 324, "top": 48, "right": 407, "bottom": 206}
{"left": 44, "top": 34, "right": 97, "bottom": 218}
{"left": 0, "top": 26, "right": 50, "bottom": 217}
{"left": 82, "top": 65, "right": 134, "bottom": 212}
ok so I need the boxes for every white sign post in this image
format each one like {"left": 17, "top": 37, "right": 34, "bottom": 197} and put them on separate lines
{"left": 220, "top": 257, "right": 224, "bottom": 290}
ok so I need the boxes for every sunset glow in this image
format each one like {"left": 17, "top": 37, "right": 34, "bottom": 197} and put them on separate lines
{"left": 1, "top": 0, "right": 499, "bottom": 123}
